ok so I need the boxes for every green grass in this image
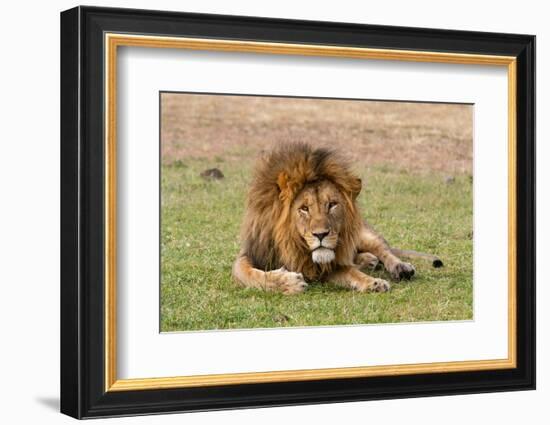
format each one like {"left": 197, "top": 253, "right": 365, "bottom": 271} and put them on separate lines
{"left": 160, "top": 159, "right": 473, "bottom": 332}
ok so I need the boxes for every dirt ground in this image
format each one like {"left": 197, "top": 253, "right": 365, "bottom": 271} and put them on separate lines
{"left": 161, "top": 93, "right": 472, "bottom": 175}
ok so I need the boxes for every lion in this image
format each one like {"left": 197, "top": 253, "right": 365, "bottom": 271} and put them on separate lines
{"left": 232, "top": 143, "right": 442, "bottom": 294}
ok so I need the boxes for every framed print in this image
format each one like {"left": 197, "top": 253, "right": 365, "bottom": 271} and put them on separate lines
{"left": 60, "top": 6, "right": 535, "bottom": 419}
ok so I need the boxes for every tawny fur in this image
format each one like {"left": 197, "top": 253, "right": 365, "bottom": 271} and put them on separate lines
{"left": 232, "top": 143, "right": 424, "bottom": 294}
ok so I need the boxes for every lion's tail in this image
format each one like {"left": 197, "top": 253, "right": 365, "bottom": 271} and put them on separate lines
{"left": 391, "top": 248, "right": 444, "bottom": 268}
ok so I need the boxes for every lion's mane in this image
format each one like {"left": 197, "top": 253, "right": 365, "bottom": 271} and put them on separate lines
{"left": 239, "top": 143, "right": 364, "bottom": 280}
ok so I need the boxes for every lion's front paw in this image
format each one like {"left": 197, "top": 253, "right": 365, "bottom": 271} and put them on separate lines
{"left": 269, "top": 269, "right": 308, "bottom": 295}
{"left": 388, "top": 261, "right": 415, "bottom": 281}
{"left": 371, "top": 278, "right": 391, "bottom": 292}
{"left": 353, "top": 277, "right": 390, "bottom": 293}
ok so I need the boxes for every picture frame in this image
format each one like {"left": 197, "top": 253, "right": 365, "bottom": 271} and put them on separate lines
{"left": 60, "top": 5, "right": 535, "bottom": 419}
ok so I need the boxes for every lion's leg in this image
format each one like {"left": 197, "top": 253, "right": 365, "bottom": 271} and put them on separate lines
{"left": 357, "top": 223, "right": 415, "bottom": 281}
{"left": 232, "top": 255, "right": 308, "bottom": 295}
{"left": 328, "top": 266, "right": 390, "bottom": 293}
{"left": 354, "top": 252, "right": 380, "bottom": 270}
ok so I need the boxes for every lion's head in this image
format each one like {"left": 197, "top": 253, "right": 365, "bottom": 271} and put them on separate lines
{"left": 289, "top": 179, "right": 347, "bottom": 265}
{"left": 240, "top": 143, "right": 364, "bottom": 280}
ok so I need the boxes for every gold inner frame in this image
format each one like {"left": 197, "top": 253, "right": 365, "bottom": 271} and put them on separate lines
{"left": 104, "top": 33, "right": 517, "bottom": 392}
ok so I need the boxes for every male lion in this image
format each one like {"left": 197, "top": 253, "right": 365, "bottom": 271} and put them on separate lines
{"left": 232, "top": 143, "right": 441, "bottom": 294}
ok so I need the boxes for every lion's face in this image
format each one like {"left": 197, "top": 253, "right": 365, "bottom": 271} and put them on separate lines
{"left": 291, "top": 180, "right": 347, "bottom": 264}
{"left": 242, "top": 144, "right": 363, "bottom": 278}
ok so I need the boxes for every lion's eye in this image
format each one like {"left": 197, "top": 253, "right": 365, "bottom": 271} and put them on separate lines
{"left": 328, "top": 202, "right": 338, "bottom": 210}
{"left": 299, "top": 205, "right": 309, "bottom": 213}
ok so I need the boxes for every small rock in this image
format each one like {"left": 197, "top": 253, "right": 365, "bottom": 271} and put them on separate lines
{"left": 445, "top": 176, "right": 455, "bottom": 184}
{"left": 200, "top": 168, "right": 224, "bottom": 180}
{"left": 273, "top": 313, "right": 291, "bottom": 324}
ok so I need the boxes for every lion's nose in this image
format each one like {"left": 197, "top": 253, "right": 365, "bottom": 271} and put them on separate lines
{"left": 313, "top": 231, "right": 330, "bottom": 241}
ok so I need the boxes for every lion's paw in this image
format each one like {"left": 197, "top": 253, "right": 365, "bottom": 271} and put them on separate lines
{"left": 353, "top": 277, "right": 390, "bottom": 293}
{"left": 388, "top": 261, "right": 415, "bottom": 281}
{"left": 270, "top": 269, "right": 308, "bottom": 295}
{"left": 371, "top": 278, "right": 391, "bottom": 293}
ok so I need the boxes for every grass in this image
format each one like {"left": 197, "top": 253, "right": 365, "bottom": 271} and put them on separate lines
{"left": 160, "top": 159, "right": 473, "bottom": 332}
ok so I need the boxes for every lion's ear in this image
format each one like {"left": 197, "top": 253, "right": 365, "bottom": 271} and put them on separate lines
{"left": 277, "top": 171, "right": 293, "bottom": 201}
{"left": 277, "top": 172, "right": 289, "bottom": 192}
{"left": 349, "top": 177, "right": 362, "bottom": 200}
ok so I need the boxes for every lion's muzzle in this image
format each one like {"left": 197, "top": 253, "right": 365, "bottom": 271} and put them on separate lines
{"left": 307, "top": 230, "right": 337, "bottom": 264}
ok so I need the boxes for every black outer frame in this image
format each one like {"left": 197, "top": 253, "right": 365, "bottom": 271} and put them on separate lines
{"left": 60, "top": 5, "right": 535, "bottom": 419}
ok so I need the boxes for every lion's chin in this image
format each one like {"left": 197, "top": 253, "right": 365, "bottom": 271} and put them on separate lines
{"left": 311, "top": 248, "right": 335, "bottom": 264}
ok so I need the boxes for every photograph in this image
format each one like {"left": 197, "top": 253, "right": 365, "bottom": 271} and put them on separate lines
{"left": 160, "top": 93, "right": 473, "bottom": 332}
